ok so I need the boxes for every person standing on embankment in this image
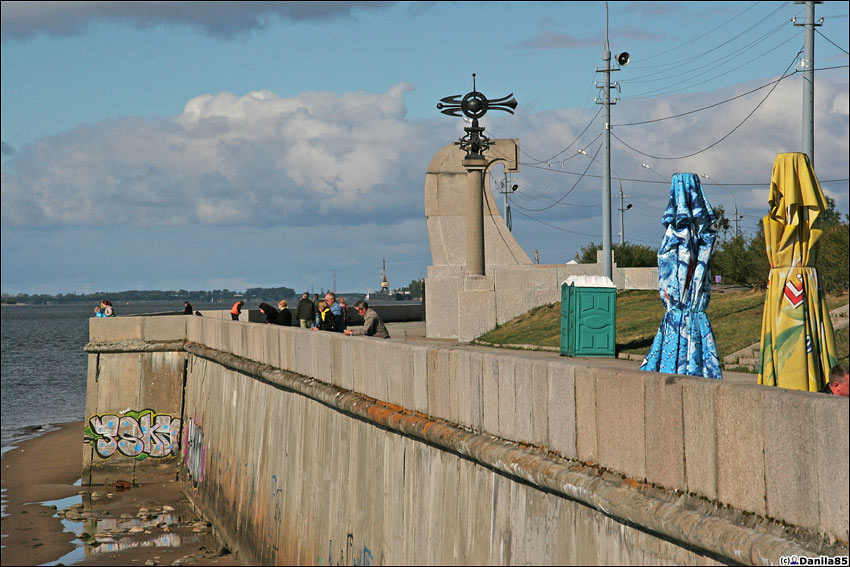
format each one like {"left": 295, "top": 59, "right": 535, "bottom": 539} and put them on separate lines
{"left": 230, "top": 300, "right": 244, "bottom": 321}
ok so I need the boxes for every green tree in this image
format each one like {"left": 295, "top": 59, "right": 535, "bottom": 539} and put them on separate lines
{"left": 813, "top": 196, "right": 842, "bottom": 230}
{"left": 712, "top": 234, "right": 751, "bottom": 285}
{"left": 816, "top": 221, "right": 850, "bottom": 293}
{"left": 407, "top": 279, "right": 425, "bottom": 299}
{"left": 712, "top": 205, "right": 732, "bottom": 241}
{"left": 578, "top": 242, "right": 657, "bottom": 267}
{"left": 743, "top": 225, "right": 771, "bottom": 288}
{"left": 811, "top": 196, "right": 849, "bottom": 291}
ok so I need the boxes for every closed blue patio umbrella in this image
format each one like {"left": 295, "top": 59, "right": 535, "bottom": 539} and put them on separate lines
{"left": 640, "top": 173, "right": 722, "bottom": 379}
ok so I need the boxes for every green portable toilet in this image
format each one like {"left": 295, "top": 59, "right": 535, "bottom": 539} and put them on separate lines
{"left": 560, "top": 275, "right": 617, "bottom": 357}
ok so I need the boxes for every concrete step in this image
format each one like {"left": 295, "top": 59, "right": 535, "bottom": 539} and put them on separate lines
{"left": 722, "top": 303, "right": 846, "bottom": 368}
{"left": 617, "top": 353, "right": 647, "bottom": 362}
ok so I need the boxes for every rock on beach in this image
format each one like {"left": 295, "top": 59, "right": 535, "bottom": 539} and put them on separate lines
{"left": 0, "top": 422, "right": 239, "bottom": 566}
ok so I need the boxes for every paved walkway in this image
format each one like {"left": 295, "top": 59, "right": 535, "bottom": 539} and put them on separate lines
{"left": 384, "top": 321, "right": 758, "bottom": 384}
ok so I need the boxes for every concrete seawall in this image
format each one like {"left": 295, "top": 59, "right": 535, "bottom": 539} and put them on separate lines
{"left": 84, "top": 314, "right": 849, "bottom": 565}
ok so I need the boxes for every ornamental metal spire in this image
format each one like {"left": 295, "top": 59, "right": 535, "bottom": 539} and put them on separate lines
{"left": 437, "top": 74, "right": 517, "bottom": 158}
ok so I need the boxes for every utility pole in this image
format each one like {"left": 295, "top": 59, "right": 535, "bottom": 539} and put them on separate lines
{"left": 499, "top": 173, "right": 518, "bottom": 232}
{"left": 600, "top": 8, "right": 613, "bottom": 280}
{"left": 617, "top": 179, "right": 631, "bottom": 245}
{"left": 733, "top": 204, "right": 744, "bottom": 237}
{"left": 795, "top": 1, "right": 822, "bottom": 167}
{"left": 595, "top": 2, "right": 628, "bottom": 279}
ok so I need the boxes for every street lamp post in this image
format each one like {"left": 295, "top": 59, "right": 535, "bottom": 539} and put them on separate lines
{"left": 701, "top": 172, "right": 744, "bottom": 236}
{"left": 641, "top": 162, "right": 666, "bottom": 181}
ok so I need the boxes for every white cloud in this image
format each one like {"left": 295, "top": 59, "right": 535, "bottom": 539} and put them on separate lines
{"left": 1, "top": 82, "right": 432, "bottom": 229}
{"left": 2, "top": 75, "right": 847, "bottom": 294}
{"left": 830, "top": 89, "right": 849, "bottom": 116}
{"left": 476, "top": 73, "right": 848, "bottom": 254}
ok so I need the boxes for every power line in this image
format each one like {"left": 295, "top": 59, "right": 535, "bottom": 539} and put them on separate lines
{"left": 630, "top": 1, "right": 786, "bottom": 68}
{"left": 703, "top": 177, "right": 849, "bottom": 185}
{"left": 504, "top": 160, "right": 848, "bottom": 187}
{"left": 507, "top": 176, "right": 600, "bottom": 209}
{"left": 512, "top": 208, "right": 600, "bottom": 238}
{"left": 482, "top": 174, "right": 522, "bottom": 264}
{"left": 499, "top": 106, "right": 603, "bottom": 166}
{"left": 624, "top": 31, "right": 799, "bottom": 99}
{"left": 627, "top": 2, "right": 794, "bottom": 78}
{"left": 816, "top": 28, "right": 849, "bottom": 54}
{"left": 612, "top": 48, "right": 801, "bottom": 160}
{"left": 512, "top": 195, "right": 601, "bottom": 211}
{"left": 515, "top": 72, "right": 604, "bottom": 166}
{"left": 624, "top": 16, "right": 792, "bottom": 87}
{"left": 613, "top": 74, "right": 789, "bottom": 126}
{"left": 513, "top": 142, "right": 602, "bottom": 212}
{"left": 512, "top": 207, "right": 661, "bottom": 245}
{"left": 516, "top": 70, "right": 603, "bottom": 165}
{"left": 488, "top": 170, "right": 595, "bottom": 212}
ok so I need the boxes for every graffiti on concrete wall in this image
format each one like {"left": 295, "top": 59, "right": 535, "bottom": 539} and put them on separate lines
{"left": 183, "top": 417, "right": 207, "bottom": 488}
{"left": 84, "top": 410, "right": 181, "bottom": 460}
{"left": 318, "top": 533, "right": 374, "bottom": 566}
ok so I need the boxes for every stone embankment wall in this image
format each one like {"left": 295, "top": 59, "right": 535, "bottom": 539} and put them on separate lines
{"left": 84, "top": 315, "right": 849, "bottom": 565}
{"left": 426, "top": 263, "right": 657, "bottom": 341}
{"left": 83, "top": 316, "right": 188, "bottom": 485}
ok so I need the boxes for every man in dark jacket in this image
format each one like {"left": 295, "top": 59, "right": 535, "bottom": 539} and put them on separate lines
{"left": 344, "top": 301, "right": 390, "bottom": 339}
{"left": 258, "top": 303, "right": 279, "bottom": 325}
{"left": 296, "top": 292, "right": 315, "bottom": 329}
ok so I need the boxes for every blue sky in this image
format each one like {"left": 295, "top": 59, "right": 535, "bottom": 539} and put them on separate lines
{"left": 2, "top": 1, "right": 848, "bottom": 296}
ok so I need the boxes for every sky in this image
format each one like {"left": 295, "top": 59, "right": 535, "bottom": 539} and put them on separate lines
{"left": 2, "top": 1, "right": 848, "bottom": 296}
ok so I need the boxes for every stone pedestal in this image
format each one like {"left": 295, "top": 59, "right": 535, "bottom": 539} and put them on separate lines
{"left": 458, "top": 275, "right": 496, "bottom": 343}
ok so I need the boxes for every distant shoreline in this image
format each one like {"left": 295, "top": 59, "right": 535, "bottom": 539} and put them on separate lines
{"left": 2, "top": 297, "right": 424, "bottom": 307}
{"left": 1, "top": 422, "right": 69, "bottom": 454}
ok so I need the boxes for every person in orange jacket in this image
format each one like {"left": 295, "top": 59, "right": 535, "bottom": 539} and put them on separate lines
{"left": 230, "top": 300, "right": 244, "bottom": 321}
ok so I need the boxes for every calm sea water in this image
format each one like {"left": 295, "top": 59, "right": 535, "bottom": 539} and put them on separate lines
{"left": 0, "top": 301, "right": 235, "bottom": 451}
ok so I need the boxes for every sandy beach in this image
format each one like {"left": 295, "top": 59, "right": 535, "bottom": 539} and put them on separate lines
{"left": 1, "top": 422, "right": 240, "bottom": 566}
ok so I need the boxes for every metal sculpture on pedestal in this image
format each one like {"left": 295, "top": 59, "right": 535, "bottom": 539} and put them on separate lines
{"left": 437, "top": 74, "right": 517, "bottom": 276}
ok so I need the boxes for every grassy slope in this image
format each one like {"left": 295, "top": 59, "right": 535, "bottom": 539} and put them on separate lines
{"left": 477, "top": 290, "right": 849, "bottom": 367}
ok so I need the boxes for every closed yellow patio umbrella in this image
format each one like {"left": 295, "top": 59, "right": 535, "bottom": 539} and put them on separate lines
{"left": 758, "top": 153, "right": 837, "bottom": 391}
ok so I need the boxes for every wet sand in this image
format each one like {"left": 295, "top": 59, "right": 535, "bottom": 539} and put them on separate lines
{"left": 1, "top": 422, "right": 240, "bottom": 566}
